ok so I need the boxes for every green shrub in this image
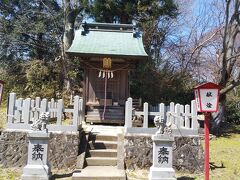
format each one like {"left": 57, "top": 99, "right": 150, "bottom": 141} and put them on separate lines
{"left": 225, "top": 101, "right": 240, "bottom": 124}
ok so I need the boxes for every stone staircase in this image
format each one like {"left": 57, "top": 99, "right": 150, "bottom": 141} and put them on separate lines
{"left": 86, "top": 106, "right": 125, "bottom": 125}
{"left": 86, "top": 134, "right": 118, "bottom": 166}
{"left": 72, "top": 127, "right": 126, "bottom": 180}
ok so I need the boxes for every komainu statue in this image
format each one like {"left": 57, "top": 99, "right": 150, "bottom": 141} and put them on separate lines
{"left": 154, "top": 115, "right": 172, "bottom": 135}
{"left": 31, "top": 112, "right": 50, "bottom": 131}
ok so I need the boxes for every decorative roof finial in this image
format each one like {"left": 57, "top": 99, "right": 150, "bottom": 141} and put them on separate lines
{"left": 81, "top": 22, "right": 89, "bottom": 35}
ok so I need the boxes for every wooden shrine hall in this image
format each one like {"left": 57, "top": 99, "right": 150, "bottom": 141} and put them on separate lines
{"left": 67, "top": 22, "right": 148, "bottom": 124}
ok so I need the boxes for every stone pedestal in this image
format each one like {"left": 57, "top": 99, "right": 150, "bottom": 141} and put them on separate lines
{"left": 149, "top": 134, "right": 176, "bottom": 180}
{"left": 22, "top": 131, "right": 51, "bottom": 180}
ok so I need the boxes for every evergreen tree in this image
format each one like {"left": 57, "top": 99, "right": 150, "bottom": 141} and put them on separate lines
{"left": 90, "top": 0, "right": 178, "bottom": 25}
{"left": 0, "top": 0, "right": 63, "bottom": 98}
{"left": 90, "top": 0, "right": 190, "bottom": 104}
{"left": 0, "top": 0, "right": 63, "bottom": 62}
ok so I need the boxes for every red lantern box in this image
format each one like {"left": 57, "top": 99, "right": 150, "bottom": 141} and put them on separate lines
{"left": 194, "top": 82, "right": 221, "bottom": 113}
{"left": 0, "top": 80, "right": 5, "bottom": 106}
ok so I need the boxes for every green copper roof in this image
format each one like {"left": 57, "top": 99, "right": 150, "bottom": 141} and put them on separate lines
{"left": 66, "top": 23, "right": 148, "bottom": 59}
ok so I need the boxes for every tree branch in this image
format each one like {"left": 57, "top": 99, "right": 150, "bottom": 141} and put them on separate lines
{"left": 190, "top": 27, "right": 222, "bottom": 56}
{"left": 220, "top": 80, "right": 240, "bottom": 95}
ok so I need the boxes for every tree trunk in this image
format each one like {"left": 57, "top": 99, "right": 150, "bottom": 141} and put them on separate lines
{"left": 37, "top": 33, "right": 44, "bottom": 60}
{"left": 63, "top": 11, "right": 76, "bottom": 50}
{"left": 61, "top": 0, "right": 81, "bottom": 92}
{"left": 211, "top": 94, "right": 226, "bottom": 135}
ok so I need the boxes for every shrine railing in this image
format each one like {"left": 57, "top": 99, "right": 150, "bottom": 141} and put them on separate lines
{"left": 6, "top": 93, "right": 84, "bottom": 132}
{"left": 125, "top": 98, "right": 199, "bottom": 136}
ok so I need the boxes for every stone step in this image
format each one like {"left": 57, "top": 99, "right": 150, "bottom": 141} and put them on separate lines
{"left": 83, "top": 125, "right": 124, "bottom": 135}
{"left": 86, "top": 117, "right": 124, "bottom": 121}
{"left": 86, "top": 117, "right": 124, "bottom": 122}
{"left": 86, "top": 114, "right": 125, "bottom": 119}
{"left": 88, "top": 149, "right": 117, "bottom": 157}
{"left": 86, "top": 157, "right": 117, "bottom": 166}
{"left": 88, "top": 140, "right": 118, "bottom": 149}
{"left": 72, "top": 166, "right": 126, "bottom": 180}
{"left": 87, "top": 112, "right": 124, "bottom": 116}
{"left": 86, "top": 112, "right": 125, "bottom": 118}
{"left": 89, "top": 106, "right": 125, "bottom": 110}
{"left": 90, "top": 134, "right": 118, "bottom": 141}
{"left": 86, "top": 112, "right": 124, "bottom": 116}
{"left": 88, "top": 109, "right": 125, "bottom": 113}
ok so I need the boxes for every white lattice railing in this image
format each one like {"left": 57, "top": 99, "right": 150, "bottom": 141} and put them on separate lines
{"left": 6, "top": 93, "right": 84, "bottom": 132}
{"left": 125, "top": 97, "right": 199, "bottom": 136}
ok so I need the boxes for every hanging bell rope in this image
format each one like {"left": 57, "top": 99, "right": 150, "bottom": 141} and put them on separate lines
{"left": 97, "top": 58, "right": 116, "bottom": 120}
{"left": 98, "top": 69, "right": 114, "bottom": 120}
{"left": 102, "top": 72, "right": 107, "bottom": 120}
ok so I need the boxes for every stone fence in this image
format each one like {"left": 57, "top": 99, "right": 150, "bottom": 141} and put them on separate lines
{"left": 125, "top": 98, "right": 199, "bottom": 136}
{"left": 7, "top": 93, "right": 84, "bottom": 132}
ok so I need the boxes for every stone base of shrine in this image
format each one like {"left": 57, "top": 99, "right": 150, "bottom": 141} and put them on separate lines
{"left": 21, "top": 164, "right": 51, "bottom": 180}
{"left": 148, "top": 167, "right": 176, "bottom": 180}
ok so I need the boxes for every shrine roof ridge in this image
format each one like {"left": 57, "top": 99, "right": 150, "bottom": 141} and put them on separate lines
{"left": 81, "top": 22, "right": 135, "bottom": 32}
{"left": 66, "top": 22, "right": 148, "bottom": 59}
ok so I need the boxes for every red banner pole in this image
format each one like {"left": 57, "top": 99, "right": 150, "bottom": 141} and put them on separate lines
{"left": 204, "top": 113, "right": 210, "bottom": 180}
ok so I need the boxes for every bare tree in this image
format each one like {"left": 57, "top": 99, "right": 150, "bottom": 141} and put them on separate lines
{"left": 212, "top": 0, "right": 240, "bottom": 132}
{"left": 161, "top": 0, "right": 222, "bottom": 77}
{"left": 164, "top": 0, "right": 240, "bottom": 132}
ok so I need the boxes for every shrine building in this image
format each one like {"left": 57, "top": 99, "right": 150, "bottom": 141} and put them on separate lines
{"left": 66, "top": 22, "right": 148, "bottom": 124}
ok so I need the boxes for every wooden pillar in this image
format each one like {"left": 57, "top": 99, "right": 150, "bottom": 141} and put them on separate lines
{"left": 82, "top": 68, "right": 87, "bottom": 122}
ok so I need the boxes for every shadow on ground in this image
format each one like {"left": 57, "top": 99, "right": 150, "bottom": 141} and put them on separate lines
{"left": 214, "top": 123, "right": 240, "bottom": 138}
{"left": 50, "top": 172, "right": 73, "bottom": 180}
{"left": 177, "top": 177, "right": 195, "bottom": 180}
{"left": 210, "top": 162, "right": 225, "bottom": 170}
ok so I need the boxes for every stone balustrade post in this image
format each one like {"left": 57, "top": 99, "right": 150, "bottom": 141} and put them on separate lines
{"left": 22, "top": 131, "right": 52, "bottom": 180}
{"left": 22, "top": 113, "right": 52, "bottom": 180}
{"left": 149, "top": 116, "right": 176, "bottom": 180}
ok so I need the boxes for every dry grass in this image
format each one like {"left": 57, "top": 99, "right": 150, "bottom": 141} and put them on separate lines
{"left": 0, "top": 167, "right": 73, "bottom": 180}
{"left": 0, "top": 166, "right": 22, "bottom": 180}
{"left": 208, "top": 133, "right": 240, "bottom": 180}
{"left": 127, "top": 169, "right": 203, "bottom": 180}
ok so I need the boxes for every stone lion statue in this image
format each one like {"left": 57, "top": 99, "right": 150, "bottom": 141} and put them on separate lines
{"left": 31, "top": 112, "right": 50, "bottom": 131}
{"left": 154, "top": 115, "right": 172, "bottom": 134}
